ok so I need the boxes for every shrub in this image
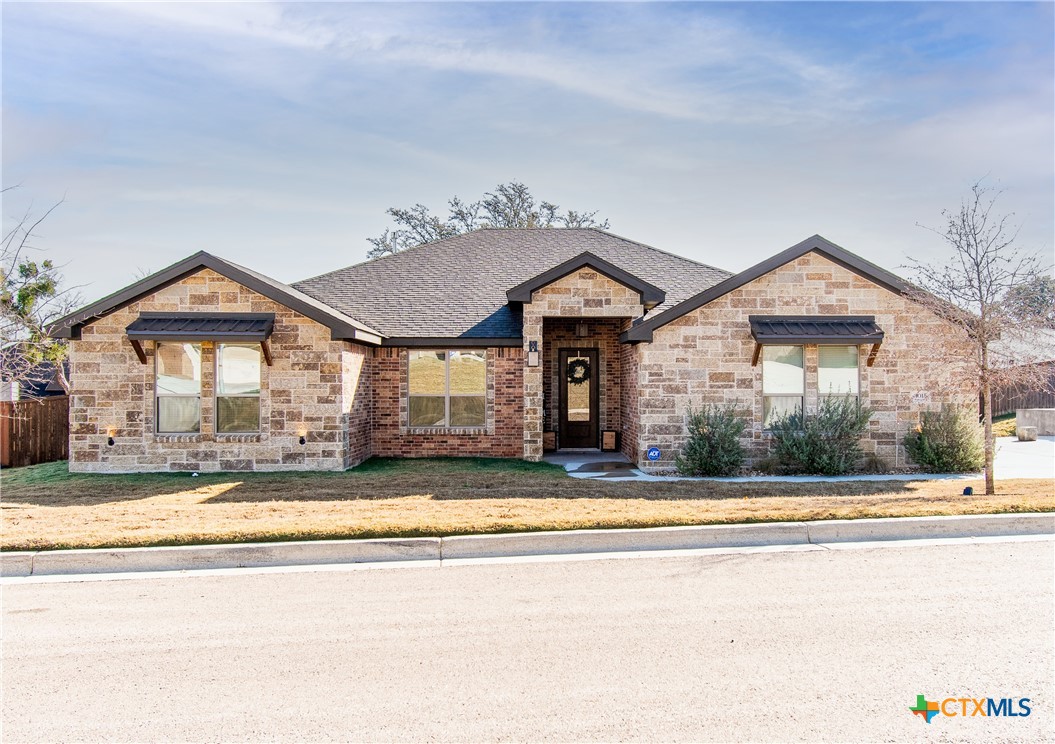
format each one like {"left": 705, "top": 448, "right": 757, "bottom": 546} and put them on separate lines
{"left": 903, "top": 405, "right": 985, "bottom": 473}
{"left": 675, "top": 403, "right": 747, "bottom": 477}
{"left": 768, "top": 396, "right": 874, "bottom": 475}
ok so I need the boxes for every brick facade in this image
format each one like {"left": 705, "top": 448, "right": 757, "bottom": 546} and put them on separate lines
{"left": 541, "top": 318, "right": 624, "bottom": 447}
{"left": 633, "top": 252, "right": 974, "bottom": 471}
{"left": 619, "top": 341, "right": 640, "bottom": 462}
{"left": 370, "top": 347, "right": 524, "bottom": 458}
{"left": 68, "top": 269, "right": 372, "bottom": 472}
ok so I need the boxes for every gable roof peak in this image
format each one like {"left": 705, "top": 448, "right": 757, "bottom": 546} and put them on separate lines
{"left": 505, "top": 250, "right": 666, "bottom": 307}
{"left": 622, "top": 234, "right": 913, "bottom": 343}
{"left": 50, "top": 250, "right": 382, "bottom": 343}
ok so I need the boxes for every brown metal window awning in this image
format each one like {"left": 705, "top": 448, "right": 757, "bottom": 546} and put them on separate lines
{"left": 749, "top": 315, "right": 885, "bottom": 367}
{"left": 125, "top": 313, "right": 275, "bottom": 365}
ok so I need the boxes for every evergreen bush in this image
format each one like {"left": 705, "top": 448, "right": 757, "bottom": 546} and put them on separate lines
{"left": 903, "top": 405, "right": 985, "bottom": 473}
{"left": 768, "top": 396, "right": 874, "bottom": 475}
{"left": 675, "top": 403, "right": 748, "bottom": 477}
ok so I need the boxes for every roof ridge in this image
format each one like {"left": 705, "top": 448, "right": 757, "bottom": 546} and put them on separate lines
{"left": 585, "top": 228, "right": 732, "bottom": 275}
{"left": 296, "top": 226, "right": 732, "bottom": 287}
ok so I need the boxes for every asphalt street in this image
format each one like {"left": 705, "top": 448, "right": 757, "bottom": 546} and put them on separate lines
{"left": 3, "top": 540, "right": 1053, "bottom": 742}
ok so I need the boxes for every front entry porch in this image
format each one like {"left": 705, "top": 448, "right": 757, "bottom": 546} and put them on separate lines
{"left": 541, "top": 317, "right": 629, "bottom": 454}
{"left": 541, "top": 449, "right": 661, "bottom": 481}
{"left": 516, "top": 257, "right": 652, "bottom": 463}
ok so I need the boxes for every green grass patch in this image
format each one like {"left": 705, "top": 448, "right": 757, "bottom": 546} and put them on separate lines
{"left": 0, "top": 456, "right": 565, "bottom": 490}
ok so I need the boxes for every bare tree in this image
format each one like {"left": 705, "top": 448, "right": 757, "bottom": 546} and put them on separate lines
{"left": 906, "top": 180, "right": 1055, "bottom": 494}
{"left": 367, "top": 181, "right": 610, "bottom": 259}
{"left": 1, "top": 189, "right": 80, "bottom": 395}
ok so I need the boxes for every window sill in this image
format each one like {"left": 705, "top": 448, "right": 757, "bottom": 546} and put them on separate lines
{"left": 404, "top": 426, "right": 488, "bottom": 436}
{"left": 215, "top": 433, "right": 265, "bottom": 443}
{"left": 154, "top": 434, "right": 203, "bottom": 443}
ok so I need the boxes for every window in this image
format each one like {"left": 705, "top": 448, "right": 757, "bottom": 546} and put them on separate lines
{"left": 818, "top": 345, "right": 859, "bottom": 399}
{"left": 762, "top": 345, "right": 803, "bottom": 428}
{"left": 408, "top": 350, "right": 486, "bottom": 427}
{"left": 216, "top": 344, "right": 262, "bottom": 433}
{"left": 156, "top": 342, "right": 202, "bottom": 433}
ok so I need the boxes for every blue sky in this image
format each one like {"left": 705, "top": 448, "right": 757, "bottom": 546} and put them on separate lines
{"left": 3, "top": 1, "right": 1053, "bottom": 300}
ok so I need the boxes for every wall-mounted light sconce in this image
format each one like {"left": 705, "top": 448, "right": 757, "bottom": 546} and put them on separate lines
{"left": 107, "top": 427, "right": 117, "bottom": 447}
{"left": 576, "top": 322, "right": 589, "bottom": 338}
{"left": 527, "top": 340, "right": 540, "bottom": 367}
{"left": 298, "top": 428, "right": 307, "bottom": 446}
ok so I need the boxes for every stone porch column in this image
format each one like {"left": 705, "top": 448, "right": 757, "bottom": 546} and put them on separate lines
{"left": 522, "top": 311, "right": 544, "bottom": 461}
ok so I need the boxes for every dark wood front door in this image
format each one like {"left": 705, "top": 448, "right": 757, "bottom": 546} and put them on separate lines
{"left": 559, "top": 348, "right": 599, "bottom": 449}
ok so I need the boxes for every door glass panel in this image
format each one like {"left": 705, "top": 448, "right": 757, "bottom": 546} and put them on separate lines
{"left": 566, "top": 355, "right": 591, "bottom": 422}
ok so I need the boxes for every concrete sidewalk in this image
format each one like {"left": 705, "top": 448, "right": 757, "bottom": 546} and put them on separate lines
{"left": 545, "top": 436, "right": 1055, "bottom": 482}
{"left": 3, "top": 512, "right": 1051, "bottom": 578}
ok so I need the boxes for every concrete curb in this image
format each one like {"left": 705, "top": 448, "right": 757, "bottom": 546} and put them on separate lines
{"left": 2, "top": 538, "right": 440, "bottom": 578}
{"left": 441, "top": 521, "right": 808, "bottom": 559}
{"left": 2, "top": 513, "right": 1052, "bottom": 578}
{"left": 805, "top": 513, "right": 1055, "bottom": 543}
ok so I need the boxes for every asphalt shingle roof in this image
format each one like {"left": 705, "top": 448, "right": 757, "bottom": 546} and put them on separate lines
{"left": 292, "top": 229, "right": 732, "bottom": 339}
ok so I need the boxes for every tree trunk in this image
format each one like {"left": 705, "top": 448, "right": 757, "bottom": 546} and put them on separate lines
{"left": 981, "top": 378, "right": 995, "bottom": 495}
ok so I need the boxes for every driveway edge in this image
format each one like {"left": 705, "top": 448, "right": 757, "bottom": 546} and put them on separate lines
{"left": 3, "top": 513, "right": 1053, "bottom": 577}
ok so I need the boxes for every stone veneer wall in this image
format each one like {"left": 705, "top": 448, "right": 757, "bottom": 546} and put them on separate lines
{"left": 522, "top": 268, "right": 644, "bottom": 460}
{"left": 541, "top": 318, "right": 623, "bottom": 444}
{"left": 342, "top": 346, "right": 371, "bottom": 468}
{"left": 635, "top": 252, "right": 974, "bottom": 471}
{"left": 370, "top": 346, "right": 524, "bottom": 458}
{"left": 68, "top": 268, "right": 372, "bottom": 472}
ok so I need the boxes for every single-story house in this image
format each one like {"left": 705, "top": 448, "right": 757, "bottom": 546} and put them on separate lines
{"left": 52, "top": 229, "right": 973, "bottom": 473}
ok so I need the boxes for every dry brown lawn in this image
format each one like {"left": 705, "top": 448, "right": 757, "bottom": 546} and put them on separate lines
{"left": 2, "top": 458, "right": 1052, "bottom": 551}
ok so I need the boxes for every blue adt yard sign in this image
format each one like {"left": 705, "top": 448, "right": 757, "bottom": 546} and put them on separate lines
{"left": 646, "top": 447, "right": 661, "bottom": 461}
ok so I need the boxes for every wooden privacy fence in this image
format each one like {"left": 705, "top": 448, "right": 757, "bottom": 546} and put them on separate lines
{"left": 991, "top": 363, "right": 1055, "bottom": 417}
{"left": 0, "top": 396, "right": 69, "bottom": 468}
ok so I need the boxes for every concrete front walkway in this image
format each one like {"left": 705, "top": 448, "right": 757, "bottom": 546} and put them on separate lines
{"left": 543, "top": 436, "right": 1055, "bottom": 482}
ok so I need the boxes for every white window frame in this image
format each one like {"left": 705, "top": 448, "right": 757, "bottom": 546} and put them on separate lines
{"left": 762, "top": 344, "right": 805, "bottom": 430}
{"left": 818, "top": 344, "right": 861, "bottom": 401}
{"left": 215, "top": 343, "right": 262, "bottom": 434}
{"left": 155, "top": 341, "right": 202, "bottom": 434}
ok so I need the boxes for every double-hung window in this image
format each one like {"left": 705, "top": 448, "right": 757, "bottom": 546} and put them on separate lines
{"left": 156, "top": 342, "right": 202, "bottom": 433}
{"left": 408, "top": 350, "right": 486, "bottom": 427}
{"left": 818, "top": 345, "right": 860, "bottom": 400}
{"left": 216, "top": 343, "right": 262, "bottom": 433}
{"left": 762, "top": 345, "right": 804, "bottom": 428}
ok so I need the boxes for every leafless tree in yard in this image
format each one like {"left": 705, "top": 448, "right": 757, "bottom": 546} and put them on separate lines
{"left": 1, "top": 187, "right": 81, "bottom": 396}
{"left": 906, "top": 180, "right": 1055, "bottom": 494}
{"left": 367, "top": 181, "right": 610, "bottom": 258}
